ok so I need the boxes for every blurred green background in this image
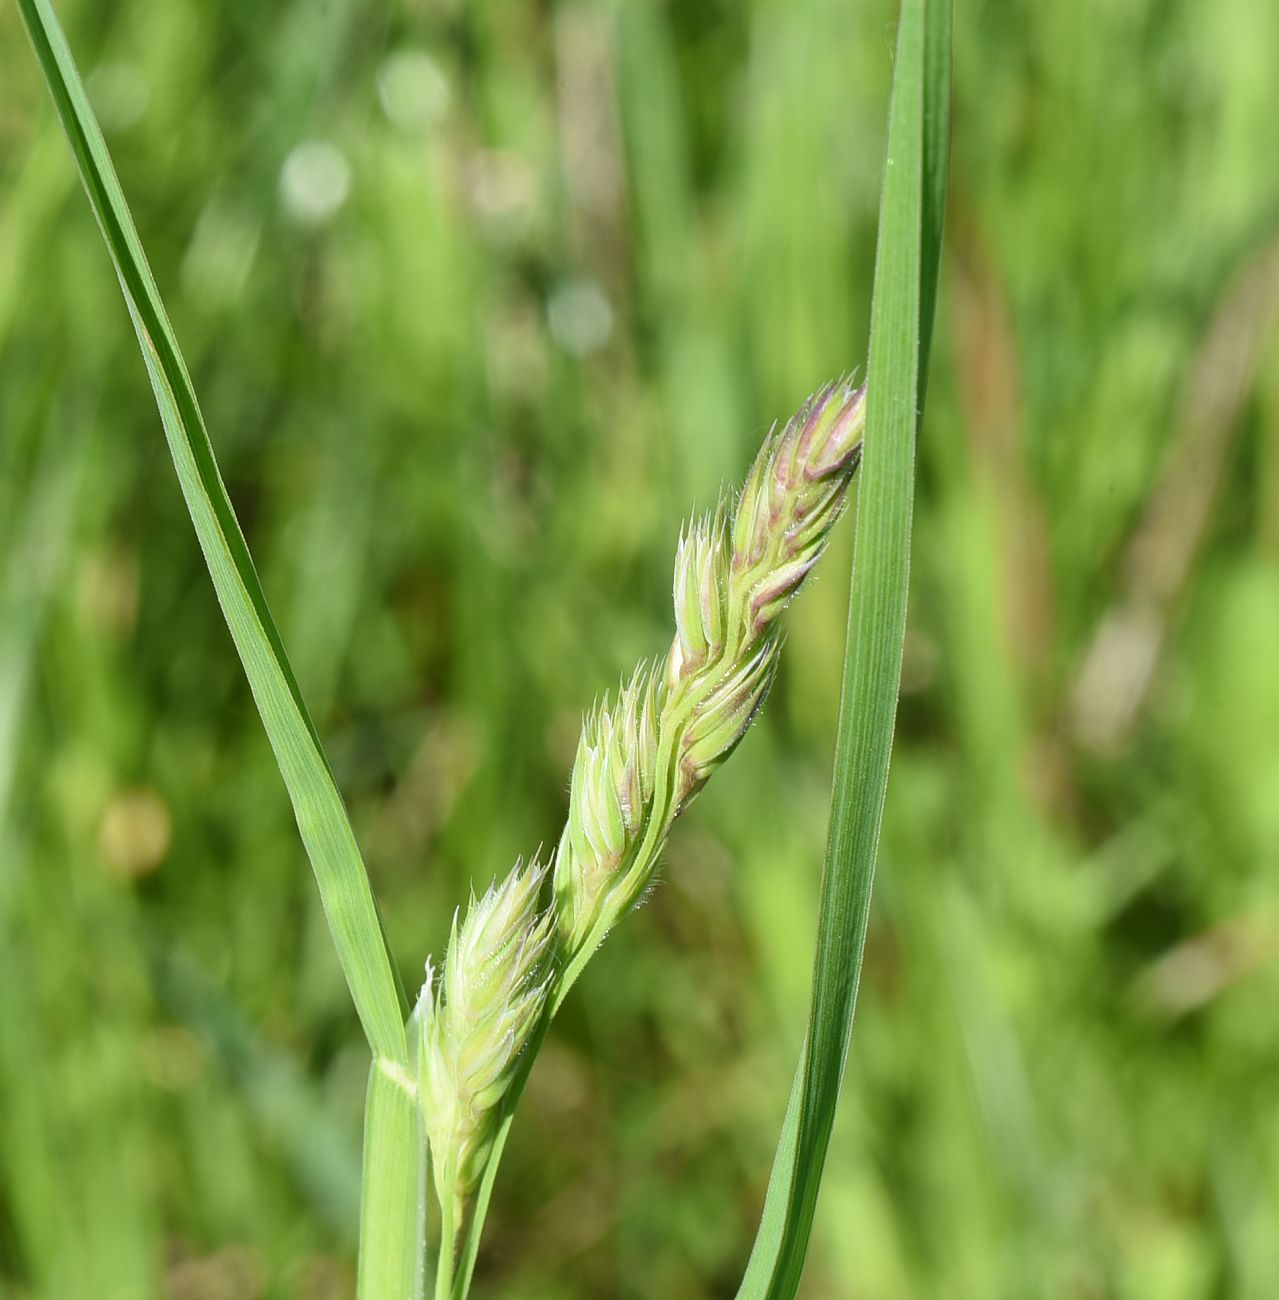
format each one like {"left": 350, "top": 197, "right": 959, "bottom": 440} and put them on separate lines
{"left": 3, "top": 0, "right": 1279, "bottom": 1296}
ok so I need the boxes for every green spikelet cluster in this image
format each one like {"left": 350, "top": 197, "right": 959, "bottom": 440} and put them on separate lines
{"left": 553, "top": 665, "right": 662, "bottom": 952}
{"left": 416, "top": 378, "right": 866, "bottom": 1236}
{"left": 418, "top": 858, "right": 553, "bottom": 1220}
{"left": 554, "top": 378, "right": 866, "bottom": 956}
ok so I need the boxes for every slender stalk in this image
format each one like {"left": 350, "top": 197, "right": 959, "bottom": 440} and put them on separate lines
{"left": 434, "top": 1157, "right": 458, "bottom": 1300}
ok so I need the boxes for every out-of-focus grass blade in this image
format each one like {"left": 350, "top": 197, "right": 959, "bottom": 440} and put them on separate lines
{"left": 13, "top": 0, "right": 407, "bottom": 1058}
{"left": 737, "top": 1, "right": 951, "bottom": 1295}
{"left": 150, "top": 945, "right": 364, "bottom": 1233}
{"left": 0, "top": 412, "right": 82, "bottom": 860}
{"left": 918, "top": 0, "right": 952, "bottom": 406}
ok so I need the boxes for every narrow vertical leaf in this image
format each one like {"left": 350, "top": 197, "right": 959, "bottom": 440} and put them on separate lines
{"left": 15, "top": 3, "right": 426, "bottom": 1293}
{"left": 737, "top": 1, "right": 951, "bottom": 1295}
{"left": 13, "top": 0, "right": 407, "bottom": 1058}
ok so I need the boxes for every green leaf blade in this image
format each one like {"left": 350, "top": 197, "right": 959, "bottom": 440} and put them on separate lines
{"left": 737, "top": 1, "right": 952, "bottom": 1295}
{"left": 14, "top": 0, "right": 408, "bottom": 1062}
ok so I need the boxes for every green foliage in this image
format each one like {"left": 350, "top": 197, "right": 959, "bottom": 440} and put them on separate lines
{"left": 3, "top": 0, "right": 1279, "bottom": 1297}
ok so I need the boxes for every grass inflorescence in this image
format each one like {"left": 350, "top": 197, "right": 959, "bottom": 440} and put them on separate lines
{"left": 416, "top": 379, "right": 867, "bottom": 1279}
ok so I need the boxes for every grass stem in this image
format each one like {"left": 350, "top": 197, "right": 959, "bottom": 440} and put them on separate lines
{"left": 434, "top": 1163, "right": 457, "bottom": 1300}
